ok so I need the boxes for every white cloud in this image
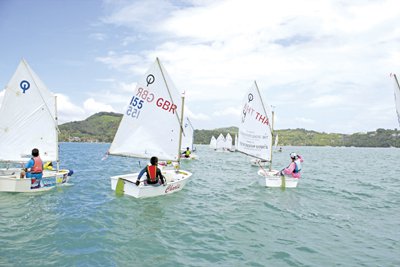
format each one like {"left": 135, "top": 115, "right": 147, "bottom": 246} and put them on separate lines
{"left": 55, "top": 94, "right": 86, "bottom": 123}
{"left": 213, "top": 106, "right": 241, "bottom": 117}
{"left": 294, "top": 117, "right": 315, "bottom": 124}
{"left": 83, "top": 98, "right": 116, "bottom": 114}
{"left": 308, "top": 95, "right": 343, "bottom": 108}
{"left": 93, "top": 0, "right": 400, "bottom": 132}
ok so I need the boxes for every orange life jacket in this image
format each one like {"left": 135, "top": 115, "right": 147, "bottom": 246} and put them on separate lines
{"left": 31, "top": 157, "right": 43, "bottom": 174}
{"left": 147, "top": 165, "right": 157, "bottom": 182}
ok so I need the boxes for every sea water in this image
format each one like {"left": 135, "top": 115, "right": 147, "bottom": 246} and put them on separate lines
{"left": 0, "top": 143, "right": 399, "bottom": 266}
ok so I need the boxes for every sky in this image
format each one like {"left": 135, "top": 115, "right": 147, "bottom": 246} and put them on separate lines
{"left": 0, "top": 0, "right": 399, "bottom": 134}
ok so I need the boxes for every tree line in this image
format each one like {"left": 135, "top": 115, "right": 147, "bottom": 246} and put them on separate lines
{"left": 58, "top": 112, "right": 400, "bottom": 147}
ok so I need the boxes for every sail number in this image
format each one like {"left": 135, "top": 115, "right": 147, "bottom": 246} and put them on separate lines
{"left": 126, "top": 96, "right": 144, "bottom": 119}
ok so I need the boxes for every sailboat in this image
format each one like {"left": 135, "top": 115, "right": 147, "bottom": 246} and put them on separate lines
{"left": 273, "top": 134, "right": 282, "bottom": 152}
{"left": 209, "top": 136, "right": 217, "bottom": 149}
{"left": 392, "top": 73, "right": 400, "bottom": 126}
{"left": 180, "top": 117, "right": 198, "bottom": 159}
{"left": 237, "top": 81, "right": 298, "bottom": 188}
{"left": 234, "top": 134, "right": 238, "bottom": 151}
{"left": 215, "top": 133, "right": 226, "bottom": 152}
{"left": 224, "top": 133, "right": 233, "bottom": 151}
{"left": 0, "top": 59, "right": 73, "bottom": 193}
{"left": 108, "top": 58, "right": 192, "bottom": 198}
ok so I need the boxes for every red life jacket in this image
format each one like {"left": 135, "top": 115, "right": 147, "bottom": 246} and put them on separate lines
{"left": 31, "top": 157, "right": 43, "bottom": 174}
{"left": 147, "top": 165, "right": 157, "bottom": 182}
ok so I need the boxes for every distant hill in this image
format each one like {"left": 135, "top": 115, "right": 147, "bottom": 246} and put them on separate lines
{"left": 59, "top": 112, "right": 400, "bottom": 147}
{"left": 59, "top": 112, "right": 122, "bottom": 142}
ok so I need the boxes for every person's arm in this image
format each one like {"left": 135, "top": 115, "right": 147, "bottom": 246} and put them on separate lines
{"left": 297, "top": 155, "right": 303, "bottom": 162}
{"left": 283, "top": 162, "right": 296, "bottom": 175}
{"left": 157, "top": 168, "right": 166, "bottom": 184}
{"left": 25, "top": 159, "right": 34, "bottom": 172}
{"left": 136, "top": 167, "right": 147, "bottom": 185}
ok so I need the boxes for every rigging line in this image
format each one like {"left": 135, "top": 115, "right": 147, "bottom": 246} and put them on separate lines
{"left": 254, "top": 80, "right": 273, "bottom": 134}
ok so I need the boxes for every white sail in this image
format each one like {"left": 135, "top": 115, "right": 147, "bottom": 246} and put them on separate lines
{"left": 392, "top": 73, "right": 400, "bottom": 126}
{"left": 109, "top": 58, "right": 183, "bottom": 161}
{"left": 224, "top": 133, "right": 233, "bottom": 150}
{"left": 181, "top": 117, "right": 194, "bottom": 151}
{"left": 0, "top": 59, "right": 58, "bottom": 162}
{"left": 209, "top": 136, "right": 217, "bottom": 149}
{"left": 216, "top": 133, "right": 225, "bottom": 150}
{"left": 237, "top": 81, "right": 272, "bottom": 161}
{"left": 234, "top": 134, "right": 238, "bottom": 150}
{"left": 274, "top": 134, "right": 279, "bottom": 149}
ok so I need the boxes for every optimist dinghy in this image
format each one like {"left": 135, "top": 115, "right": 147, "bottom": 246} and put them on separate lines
{"left": 0, "top": 59, "right": 73, "bottom": 193}
{"left": 237, "top": 81, "right": 298, "bottom": 188}
{"left": 108, "top": 58, "right": 192, "bottom": 198}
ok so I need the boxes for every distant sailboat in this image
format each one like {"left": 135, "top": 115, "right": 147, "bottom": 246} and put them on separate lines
{"left": 273, "top": 134, "right": 282, "bottom": 152}
{"left": 237, "top": 81, "right": 298, "bottom": 188}
{"left": 215, "top": 133, "right": 226, "bottom": 152}
{"left": 108, "top": 58, "right": 192, "bottom": 198}
{"left": 392, "top": 73, "right": 400, "bottom": 126}
{"left": 224, "top": 133, "right": 233, "bottom": 151}
{"left": 0, "top": 59, "right": 73, "bottom": 192}
{"left": 181, "top": 117, "right": 198, "bottom": 159}
{"left": 234, "top": 134, "right": 238, "bottom": 151}
{"left": 209, "top": 136, "right": 217, "bottom": 149}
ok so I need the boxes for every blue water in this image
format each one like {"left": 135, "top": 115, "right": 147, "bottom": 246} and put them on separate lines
{"left": 1, "top": 143, "right": 399, "bottom": 266}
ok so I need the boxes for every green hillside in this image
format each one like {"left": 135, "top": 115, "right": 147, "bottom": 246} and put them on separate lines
{"left": 59, "top": 112, "right": 122, "bottom": 142}
{"left": 59, "top": 112, "right": 400, "bottom": 147}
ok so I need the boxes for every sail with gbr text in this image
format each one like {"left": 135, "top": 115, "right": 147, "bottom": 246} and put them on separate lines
{"left": 109, "top": 58, "right": 182, "bottom": 161}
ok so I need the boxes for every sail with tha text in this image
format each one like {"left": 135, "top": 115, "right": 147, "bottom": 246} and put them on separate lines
{"left": 237, "top": 81, "right": 272, "bottom": 161}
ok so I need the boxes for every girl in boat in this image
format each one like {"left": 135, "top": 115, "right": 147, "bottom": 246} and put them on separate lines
{"left": 279, "top": 152, "right": 303, "bottom": 178}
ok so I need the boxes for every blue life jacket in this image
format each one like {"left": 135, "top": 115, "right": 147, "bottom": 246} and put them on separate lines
{"left": 294, "top": 159, "right": 302, "bottom": 173}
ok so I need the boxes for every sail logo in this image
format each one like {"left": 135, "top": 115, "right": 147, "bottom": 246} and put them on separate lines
{"left": 146, "top": 74, "right": 155, "bottom": 86}
{"left": 20, "top": 80, "right": 30, "bottom": 93}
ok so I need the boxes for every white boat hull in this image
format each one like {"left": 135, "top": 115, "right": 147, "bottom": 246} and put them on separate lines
{"left": 257, "top": 169, "right": 299, "bottom": 188}
{"left": 110, "top": 169, "right": 192, "bottom": 198}
{"left": 0, "top": 169, "right": 72, "bottom": 193}
{"left": 180, "top": 153, "right": 199, "bottom": 160}
{"left": 0, "top": 176, "right": 54, "bottom": 192}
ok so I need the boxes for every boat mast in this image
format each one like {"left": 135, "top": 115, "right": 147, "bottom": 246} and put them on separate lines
{"left": 55, "top": 95, "right": 60, "bottom": 171}
{"left": 156, "top": 57, "right": 184, "bottom": 162}
{"left": 269, "top": 109, "right": 275, "bottom": 171}
{"left": 177, "top": 94, "right": 185, "bottom": 164}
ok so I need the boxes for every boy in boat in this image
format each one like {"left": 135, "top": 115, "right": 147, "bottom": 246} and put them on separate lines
{"left": 20, "top": 148, "right": 44, "bottom": 188}
{"left": 135, "top": 156, "right": 166, "bottom": 186}
{"left": 182, "top": 147, "right": 191, "bottom": 158}
{"left": 278, "top": 152, "right": 303, "bottom": 178}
